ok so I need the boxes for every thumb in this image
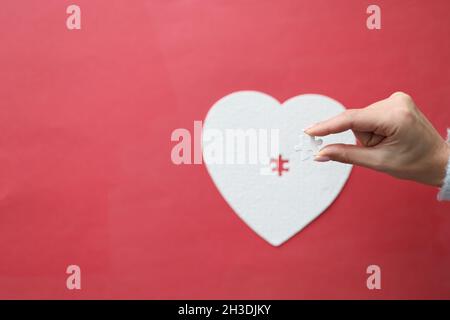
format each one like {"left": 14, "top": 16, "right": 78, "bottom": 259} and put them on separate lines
{"left": 315, "top": 144, "right": 383, "bottom": 170}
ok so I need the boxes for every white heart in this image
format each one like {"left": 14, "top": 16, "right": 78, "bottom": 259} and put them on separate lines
{"left": 203, "top": 91, "right": 355, "bottom": 246}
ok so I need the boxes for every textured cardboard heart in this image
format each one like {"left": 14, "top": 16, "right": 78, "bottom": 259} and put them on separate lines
{"left": 203, "top": 91, "right": 355, "bottom": 246}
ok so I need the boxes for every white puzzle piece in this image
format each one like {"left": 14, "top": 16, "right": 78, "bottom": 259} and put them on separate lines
{"left": 202, "top": 91, "right": 355, "bottom": 246}
{"left": 294, "top": 133, "right": 323, "bottom": 161}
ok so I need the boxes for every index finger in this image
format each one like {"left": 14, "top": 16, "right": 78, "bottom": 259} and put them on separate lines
{"left": 305, "top": 108, "right": 374, "bottom": 137}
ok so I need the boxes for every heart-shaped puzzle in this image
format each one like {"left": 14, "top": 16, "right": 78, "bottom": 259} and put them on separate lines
{"left": 202, "top": 91, "right": 355, "bottom": 246}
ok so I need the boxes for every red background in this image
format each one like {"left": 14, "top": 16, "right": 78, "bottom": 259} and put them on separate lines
{"left": 1, "top": 0, "right": 450, "bottom": 299}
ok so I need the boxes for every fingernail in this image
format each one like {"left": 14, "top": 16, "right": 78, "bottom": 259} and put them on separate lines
{"left": 314, "top": 155, "right": 330, "bottom": 162}
{"left": 303, "top": 125, "right": 314, "bottom": 134}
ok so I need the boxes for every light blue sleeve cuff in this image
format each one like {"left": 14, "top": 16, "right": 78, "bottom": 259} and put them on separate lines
{"left": 438, "top": 129, "right": 450, "bottom": 201}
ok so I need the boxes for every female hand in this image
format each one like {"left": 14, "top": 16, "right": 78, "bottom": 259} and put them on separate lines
{"left": 305, "top": 92, "right": 450, "bottom": 187}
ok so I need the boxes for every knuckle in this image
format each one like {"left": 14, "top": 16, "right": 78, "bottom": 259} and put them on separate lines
{"left": 389, "top": 92, "right": 415, "bottom": 120}
{"left": 390, "top": 91, "right": 412, "bottom": 103}
{"left": 343, "top": 109, "right": 356, "bottom": 126}
{"left": 395, "top": 104, "right": 415, "bottom": 123}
